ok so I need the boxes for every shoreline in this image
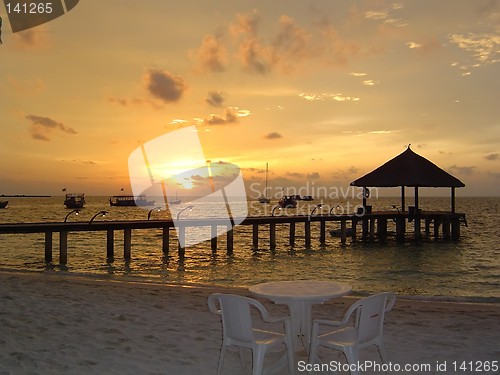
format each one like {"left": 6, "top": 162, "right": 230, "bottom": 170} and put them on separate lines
{"left": 1, "top": 268, "right": 498, "bottom": 305}
{"left": 1, "top": 270, "right": 499, "bottom": 374}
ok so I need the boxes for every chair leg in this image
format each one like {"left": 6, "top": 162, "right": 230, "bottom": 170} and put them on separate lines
{"left": 377, "top": 343, "right": 389, "bottom": 369}
{"left": 343, "top": 346, "right": 360, "bottom": 375}
{"left": 308, "top": 339, "right": 318, "bottom": 375}
{"left": 286, "top": 335, "right": 296, "bottom": 375}
{"left": 252, "top": 346, "right": 266, "bottom": 375}
{"left": 217, "top": 345, "right": 227, "bottom": 375}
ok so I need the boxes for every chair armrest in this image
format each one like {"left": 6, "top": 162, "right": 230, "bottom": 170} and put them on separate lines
{"left": 312, "top": 318, "right": 345, "bottom": 328}
{"left": 207, "top": 293, "right": 222, "bottom": 315}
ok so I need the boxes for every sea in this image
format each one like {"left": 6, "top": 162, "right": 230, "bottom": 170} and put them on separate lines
{"left": 0, "top": 196, "right": 498, "bottom": 301}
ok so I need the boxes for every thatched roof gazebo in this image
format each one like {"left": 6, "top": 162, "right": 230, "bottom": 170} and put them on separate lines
{"left": 350, "top": 146, "right": 465, "bottom": 213}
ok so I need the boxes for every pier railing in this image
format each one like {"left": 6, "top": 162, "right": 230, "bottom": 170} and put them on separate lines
{"left": 0, "top": 211, "right": 466, "bottom": 265}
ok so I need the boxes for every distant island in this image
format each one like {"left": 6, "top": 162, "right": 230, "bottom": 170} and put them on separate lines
{"left": 1, "top": 194, "right": 51, "bottom": 198}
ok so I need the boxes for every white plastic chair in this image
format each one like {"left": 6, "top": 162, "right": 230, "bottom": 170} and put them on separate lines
{"left": 208, "top": 293, "right": 295, "bottom": 375}
{"left": 309, "top": 292, "right": 396, "bottom": 375}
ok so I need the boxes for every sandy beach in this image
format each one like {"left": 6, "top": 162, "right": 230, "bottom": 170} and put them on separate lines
{"left": 0, "top": 271, "right": 498, "bottom": 375}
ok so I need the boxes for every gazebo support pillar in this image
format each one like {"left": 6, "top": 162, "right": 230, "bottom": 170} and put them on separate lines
{"left": 451, "top": 187, "right": 456, "bottom": 213}
{"left": 401, "top": 186, "right": 405, "bottom": 211}
{"left": 414, "top": 187, "right": 421, "bottom": 240}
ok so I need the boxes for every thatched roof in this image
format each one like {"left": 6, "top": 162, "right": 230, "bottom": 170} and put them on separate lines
{"left": 350, "top": 147, "right": 465, "bottom": 188}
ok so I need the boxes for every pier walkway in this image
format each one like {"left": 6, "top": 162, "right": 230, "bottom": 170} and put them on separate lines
{"left": 0, "top": 210, "right": 466, "bottom": 265}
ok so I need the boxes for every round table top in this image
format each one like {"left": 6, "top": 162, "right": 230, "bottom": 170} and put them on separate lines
{"left": 249, "top": 280, "right": 352, "bottom": 302}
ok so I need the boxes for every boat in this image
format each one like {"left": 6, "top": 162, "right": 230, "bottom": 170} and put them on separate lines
{"left": 169, "top": 192, "right": 181, "bottom": 205}
{"left": 258, "top": 163, "right": 271, "bottom": 203}
{"left": 301, "top": 195, "right": 314, "bottom": 201}
{"left": 109, "top": 195, "right": 155, "bottom": 207}
{"left": 64, "top": 193, "right": 85, "bottom": 209}
{"left": 278, "top": 195, "right": 297, "bottom": 208}
{"left": 0, "top": 201, "right": 8, "bottom": 208}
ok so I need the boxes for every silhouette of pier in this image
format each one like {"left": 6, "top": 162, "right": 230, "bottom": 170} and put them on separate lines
{"left": 0, "top": 210, "right": 466, "bottom": 266}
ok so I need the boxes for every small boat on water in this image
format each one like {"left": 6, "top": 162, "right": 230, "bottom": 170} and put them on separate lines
{"left": 64, "top": 193, "right": 85, "bottom": 209}
{"left": 0, "top": 201, "right": 8, "bottom": 208}
{"left": 258, "top": 196, "right": 271, "bottom": 204}
{"left": 301, "top": 195, "right": 314, "bottom": 201}
{"left": 109, "top": 195, "right": 155, "bottom": 207}
{"left": 169, "top": 192, "right": 181, "bottom": 205}
{"left": 278, "top": 195, "right": 297, "bottom": 208}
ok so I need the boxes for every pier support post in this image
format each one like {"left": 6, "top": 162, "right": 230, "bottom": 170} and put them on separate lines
{"left": 369, "top": 218, "right": 375, "bottom": 240}
{"left": 434, "top": 218, "right": 441, "bottom": 240}
{"left": 340, "top": 220, "right": 347, "bottom": 244}
{"left": 270, "top": 223, "right": 276, "bottom": 251}
{"left": 442, "top": 218, "right": 451, "bottom": 240}
{"left": 361, "top": 218, "right": 369, "bottom": 240}
{"left": 289, "top": 222, "right": 295, "bottom": 247}
{"left": 252, "top": 224, "right": 258, "bottom": 249}
{"left": 414, "top": 217, "right": 422, "bottom": 241}
{"left": 320, "top": 221, "right": 326, "bottom": 245}
{"left": 162, "top": 227, "right": 169, "bottom": 255}
{"left": 59, "top": 231, "right": 68, "bottom": 265}
{"left": 305, "top": 221, "right": 311, "bottom": 248}
{"left": 377, "top": 218, "right": 388, "bottom": 240}
{"left": 106, "top": 229, "right": 114, "bottom": 261}
{"left": 124, "top": 229, "right": 132, "bottom": 261}
{"left": 211, "top": 225, "right": 218, "bottom": 254}
{"left": 44, "top": 232, "right": 53, "bottom": 263}
{"left": 227, "top": 226, "right": 234, "bottom": 255}
{"left": 351, "top": 219, "right": 357, "bottom": 240}
{"left": 396, "top": 217, "right": 405, "bottom": 242}
{"left": 178, "top": 225, "right": 185, "bottom": 258}
{"left": 425, "top": 218, "right": 432, "bottom": 235}
{"left": 451, "top": 218, "right": 460, "bottom": 240}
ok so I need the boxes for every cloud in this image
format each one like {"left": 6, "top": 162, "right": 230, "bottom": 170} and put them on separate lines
{"left": 204, "top": 108, "right": 239, "bottom": 125}
{"left": 347, "top": 166, "right": 359, "bottom": 174}
{"left": 60, "top": 159, "right": 97, "bottom": 165}
{"left": 406, "top": 38, "right": 442, "bottom": 55}
{"left": 286, "top": 172, "right": 304, "bottom": 178}
{"left": 264, "top": 132, "right": 283, "bottom": 140}
{"left": 407, "top": 42, "right": 422, "bottom": 49}
{"left": 364, "top": 11, "right": 389, "bottom": 20}
{"left": 485, "top": 153, "right": 499, "bottom": 161}
{"left": 108, "top": 96, "right": 148, "bottom": 106}
{"left": 190, "top": 34, "right": 229, "bottom": 73}
{"left": 449, "top": 165, "right": 476, "bottom": 176}
{"left": 143, "top": 69, "right": 187, "bottom": 103}
{"left": 299, "top": 93, "right": 360, "bottom": 102}
{"left": 363, "top": 5, "right": 406, "bottom": 27}
{"left": 206, "top": 91, "right": 225, "bottom": 107}
{"left": 449, "top": 33, "right": 499, "bottom": 71}
{"left": 25, "top": 115, "right": 76, "bottom": 141}
{"left": 307, "top": 172, "right": 321, "bottom": 179}
{"left": 191, "top": 11, "right": 364, "bottom": 76}
{"left": 362, "top": 80, "right": 379, "bottom": 86}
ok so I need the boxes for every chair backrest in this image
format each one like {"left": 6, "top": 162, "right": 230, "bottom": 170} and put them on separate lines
{"left": 208, "top": 293, "right": 268, "bottom": 346}
{"left": 347, "top": 292, "right": 396, "bottom": 345}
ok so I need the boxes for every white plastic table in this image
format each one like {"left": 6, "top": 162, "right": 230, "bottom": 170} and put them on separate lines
{"left": 249, "top": 280, "right": 352, "bottom": 352}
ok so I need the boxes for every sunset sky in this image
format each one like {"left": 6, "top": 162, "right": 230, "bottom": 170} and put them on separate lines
{"left": 1, "top": 0, "right": 499, "bottom": 197}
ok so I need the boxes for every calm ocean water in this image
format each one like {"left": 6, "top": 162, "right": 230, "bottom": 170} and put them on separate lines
{"left": 0, "top": 196, "right": 498, "bottom": 300}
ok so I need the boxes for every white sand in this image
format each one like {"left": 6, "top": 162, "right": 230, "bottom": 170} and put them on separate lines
{"left": 0, "top": 271, "right": 498, "bottom": 375}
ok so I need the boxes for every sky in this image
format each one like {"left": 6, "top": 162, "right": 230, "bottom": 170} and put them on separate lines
{"left": 1, "top": 0, "right": 499, "bottom": 197}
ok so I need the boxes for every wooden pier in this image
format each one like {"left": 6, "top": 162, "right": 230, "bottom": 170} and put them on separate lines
{"left": 0, "top": 210, "right": 466, "bottom": 266}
